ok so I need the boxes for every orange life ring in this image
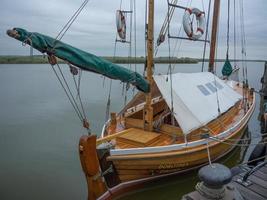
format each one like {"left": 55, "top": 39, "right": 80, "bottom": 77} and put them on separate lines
{"left": 183, "top": 8, "right": 205, "bottom": 40}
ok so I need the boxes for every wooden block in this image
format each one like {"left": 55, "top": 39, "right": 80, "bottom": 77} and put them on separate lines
{"left": 116, "top": 128, "right": 160, "bottom": 147}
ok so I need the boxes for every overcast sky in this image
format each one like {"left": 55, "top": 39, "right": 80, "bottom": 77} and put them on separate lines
{"left": 0, "top": 0, "right": 266, "bottom": 60}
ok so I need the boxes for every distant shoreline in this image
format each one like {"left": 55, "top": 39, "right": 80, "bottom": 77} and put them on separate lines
{"left": 0, "top": 55, "right": 198, "bottom": 64}
{"left": 0, "top": 55, "right": 265, "bottom": 64}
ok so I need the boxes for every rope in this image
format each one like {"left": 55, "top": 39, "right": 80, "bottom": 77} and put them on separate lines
{"left": 51, "top": 64, "right": 83, "bottom": 122}
{"left": 241, "top": 155, "right": 267, "bottom": 166}
{"left": 105, "top": 80, "right": 112, "bottom": 122}
{"left": 216, "top": 132, "right": 267, "bottom": 141}
{"left": 128, "top": 2, "right": 133, "bottom": 71}
{"left": 155, "top": 0, "right": 178, "bottom": 55}
{"left": 77, "top": 69, "right": 82, "bottom": 97}
{"left": 133, "top": 0, "right": 137, "bottom": 73}
{"left": 239, "top": 0, "right": 248, "bottom": 87}
{"left": 167, "top": 3, "right": 175, "bottom": 126}
{"left": 209, "top": 136, "right": 267, "bottom": 147}
{"left": 144, "top": 0, "right": 148, "bottom": 75}
{"left": 71, "top": 68, "right": 87, "bottom": 122}
{"left": 226, "top": 0, "right": 230, "bottom": 59}
{"left": 55, "top": 64, "right": 84, "bottom": 118}
{"left": 120, "top": 0, "right": 123, "bottom": 10}
{"left": 166, "top": 0, "right": 192, "bottom": 72}
{"left": 54, "top": 0, "right": 89, "bottom": 43}
{"left": 213, "top": 75, "right": 221, "bottom": 114}
{"left": 104, "top": 35, "right": 118, "bottom": 122}
{"left": 201, "top": 0, "right": 212, "bottom": 72}
{"left": 234, "top": 0, "right": 237, "bottom": 68}
{"left": 206, "top": 141, "right": 212, "bottom": 166}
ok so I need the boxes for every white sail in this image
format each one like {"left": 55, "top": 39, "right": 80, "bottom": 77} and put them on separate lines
{"left": 154, "top": 72, "right": 242, "bottom": 134}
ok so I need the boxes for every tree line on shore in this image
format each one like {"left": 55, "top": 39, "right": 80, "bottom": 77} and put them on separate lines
{"left": 0, "top": 55, "right": 198, "bottom": 64}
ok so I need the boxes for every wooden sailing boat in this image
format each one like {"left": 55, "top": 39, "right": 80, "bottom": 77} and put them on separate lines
{"left": 78, "top": 0, "right": 255, "bottom": 199}
{"left": 6, "top": 0, "right": 255, "bottom": 199}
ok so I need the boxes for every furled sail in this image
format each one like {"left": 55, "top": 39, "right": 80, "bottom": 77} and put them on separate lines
{"left": 154, "top": 72, "right": 242, "bottom": 134}
{"left": 7, "top": 28, "right": 149, "bottom": 93}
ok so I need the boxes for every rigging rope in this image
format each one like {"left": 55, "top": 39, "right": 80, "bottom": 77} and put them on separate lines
{"left": 209, "top": 136, "right": 267, "bottom": 147}
{"left": 133, "top": 0, "right": 137, "bottom": 73}
{"left": 144, "top": 0, "right": 148, "bottom": 76}
{"left": 71, "top": 67, "right": 87, "bottom": 121}
{"left": 56, "top": 64, "right": 87, "bottom": 121}
{"left": 166, "top": 0, "right": 192, "bottom": 72}
{"left": 155, "top": 0, "right": 178, "bottom": 55}
{"left": 51, "top": 64, "right": 83, "bottom": 122}
{"left": 234, "top": 0, "right": 237, "bottom": 68}
{"left": 77, "top": 69, "right": 82, "bottom": 98}
{"left": 167, "top": 3, "right": 175, "bottom": 126}
{"left": 201, "top": 0, "right": 212, "bottom": 72}
{"left": 241, "top": 155, "right": 267, "bottom": 166}
{"left": 105, "top": 80, "right": 113, "bottom": 122}
{"left": 46, "top": 0, "right": 91, "bottom": 132}
{"left": 226, "top": 0, "right": 230, "bottom": 59}
{"left": 54, "top": 0, "right": 89, "bottom": 43}
{"left": 104, "top": 36, "right": 118, "bottom": 122}
{"left": 120, "top": 0, "right": 123, "bottom": 10}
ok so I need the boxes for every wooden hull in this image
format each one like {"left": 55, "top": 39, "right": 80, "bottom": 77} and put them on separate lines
{"left": 96, "top": 124, "right": 251, "bottom": 200}
{"left": 108, "top": 122, "right": 249, "bottom": 182}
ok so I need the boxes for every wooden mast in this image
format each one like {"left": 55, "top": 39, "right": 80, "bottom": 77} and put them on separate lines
{"left": 208, "top": 0, "right": 221, "bottom": 73}
{"left": 144, "top": 0, "right": 154, "bottom": 131}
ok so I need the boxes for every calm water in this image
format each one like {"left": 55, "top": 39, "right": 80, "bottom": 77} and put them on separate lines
{"left": 0, "top": 62, "right": 264, "bottom": 200}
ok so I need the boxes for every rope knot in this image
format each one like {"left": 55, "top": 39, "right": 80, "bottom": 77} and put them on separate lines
{"left": 48, "top": 54, "right": 57, "bottom": 66}
{"left": 83, "top": 119, "right": 90, "bottom": 129}
{"left": 69, "top": 64, "right": 78, "bottom": 75}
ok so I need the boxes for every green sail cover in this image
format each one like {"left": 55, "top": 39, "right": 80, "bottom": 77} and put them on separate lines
{"left": 7, "top": 28, "right": 149, "bottom": 93}
{"left": 222, "top": 58, "right": 233, "bottom": 77}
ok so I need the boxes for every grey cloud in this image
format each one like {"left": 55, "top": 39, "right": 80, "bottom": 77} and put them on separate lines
{"left": 0, "top": 0, "right": 266, "bottom": 60}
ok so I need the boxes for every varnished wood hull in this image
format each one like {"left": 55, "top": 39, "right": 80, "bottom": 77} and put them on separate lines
{"left": 97, "top": 124, "right": 250, "bottom": 200}
{"left": 108, "top": 122, "right": 249, "bottom": 182}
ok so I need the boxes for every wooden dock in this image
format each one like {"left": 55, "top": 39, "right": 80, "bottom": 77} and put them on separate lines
{"left": 229, "top": 61, "right": 267, "bottom": 200}
{"left": 259, "top": 62, "right": 267, "bottom": 133}
{"left": 232, "top": 164, "right": 267, "bottom": 200}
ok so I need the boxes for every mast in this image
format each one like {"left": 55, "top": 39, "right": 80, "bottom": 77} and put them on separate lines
{"left": 144, "top": 0, "right": 154, "bottom": 131}
{"left": 208, "top": 0, "right": 221, "bottom": 73}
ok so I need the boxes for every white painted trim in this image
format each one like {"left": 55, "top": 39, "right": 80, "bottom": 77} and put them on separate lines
{"left": 101, "top": 119, "right": 110, "bottom": 138}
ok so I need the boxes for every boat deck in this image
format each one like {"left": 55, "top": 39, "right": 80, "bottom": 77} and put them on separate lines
{"left": 111, "top": 102, "right": 245, "bottom": 149}
{"left": 100, "top": 83, "right": 253, "bottom": 150}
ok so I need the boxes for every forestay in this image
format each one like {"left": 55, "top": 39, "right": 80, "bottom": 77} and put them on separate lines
{"left": 154, "top": 72, "right": 242, "bottom": 134}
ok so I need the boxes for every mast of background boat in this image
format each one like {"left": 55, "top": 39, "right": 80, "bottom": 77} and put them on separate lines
{"left": 144, "top": 0, "right": 154, "bottom": 131}
{"left": 208, "top": 0, "right": 221, "bottom": 73}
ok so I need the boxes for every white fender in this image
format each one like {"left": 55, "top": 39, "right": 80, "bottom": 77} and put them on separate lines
{"left": 116, "top": 10, "right": 126, "bottom": 40}
{"left": 183, "top": 8, "right": 205, "bottom": 40}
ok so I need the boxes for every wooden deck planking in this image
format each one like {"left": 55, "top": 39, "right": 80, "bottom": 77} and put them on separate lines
{"left": 253, "top": 169, "right": 267, "bottom": 181}
{"left": 114, "top": 104, "right": 243, "bottom": 149}
{"left": 233, "top": 183, "right": 266, "bottom": 200}
{"left": 259, "top": 165, "right": 267, "bottom": 173}
{"left": 233, "top": 165, "right": 267, "bottom": 200}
